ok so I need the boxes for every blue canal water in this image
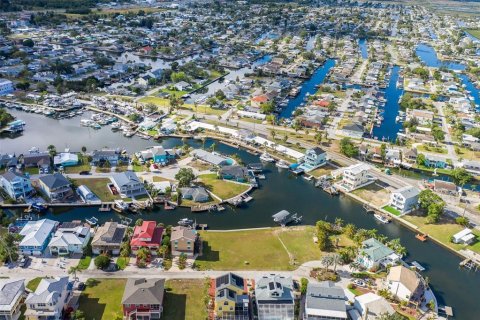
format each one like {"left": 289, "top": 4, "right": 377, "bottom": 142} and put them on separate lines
{"left": 358, "top": 38, "right": 368, "bottom": 59}
{"left": 416, "top": 43, "right": 466, "bottom": 71}
{"left": 372, "top": 66, "right": 404, "bottom": 141}
{"left": 458, "top": 74, "right": 480, "bottom": 112}
{"left": 280, "top": 59, "right": 336, "bottom": 118}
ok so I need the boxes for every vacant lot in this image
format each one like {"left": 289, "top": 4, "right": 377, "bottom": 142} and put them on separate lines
{"left": 72, "top": 178, "right": 120, "bottom": 202}
{"left": 198, "top": 173, "right": 250, "bottom": 200}
{"left": 78, "top": 279, "right": 126, "bottom": 320}
{"left": 352, "top": 183, "right": 391, "bottom": 207}
{"left": 309, "top": 164, "right": 337, "bottom": 178}
{"left": 163, "top": 279, "right": 208, "bottom": 320}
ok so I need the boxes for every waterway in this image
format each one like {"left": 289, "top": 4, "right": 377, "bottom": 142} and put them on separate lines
{"left": 415, "top": 43, "right": 466, "bottom": 71}
{"left": 280, "top": 59, "right": 336, "bottom": 118}
{"left": 372, "top": 66, "right": 404, "bottom": 141}
{"left": 358, "top": 38, "right": 368, "bottom": 59}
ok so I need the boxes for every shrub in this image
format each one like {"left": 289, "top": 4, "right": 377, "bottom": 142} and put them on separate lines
{"left": 94, "top": 255, "right": 110, "bottom": 269}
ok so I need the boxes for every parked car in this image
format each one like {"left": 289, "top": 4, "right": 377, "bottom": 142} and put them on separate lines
{"left": 18, "top": 255, "right": 29, "bottom": 268}
{"left": 79, "top": 171, "right": 90, "bottom": 175}
{"left": 352, "top": 279, "right": 366, "bottom": 287}
{"left": 75, "top": 282, "right": 85, "bottom": 291}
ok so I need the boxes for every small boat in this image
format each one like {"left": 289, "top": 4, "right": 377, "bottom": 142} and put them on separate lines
{"left": 415, "top": 233, "right": 428, "bottom": 242}
{"left": 259, "top": 152, "right": 275, "bottom": 163}
{"left": 411, "top": 261, "right": 426, "bottom": 271}
{"left": 275, "top": 160, "right": 289, "bottom": 169}
{"left": 86, "top": 216, "right": 99, "bottom": 226}
{"left": 114, "top": 200, "right": 129, "bottom": 211}
{"left": 178, "top": 218, "right": 194, "bottom": 226}
{"left": 374, "top": 214, "right": 390, "bottom": 224}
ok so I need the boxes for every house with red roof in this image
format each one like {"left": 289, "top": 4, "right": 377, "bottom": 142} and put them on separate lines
{"left": 250, "top": 94, "right": 270, "bottom": 108}
{"left": 139, "top": 46, "right": 153, "bottom": 55}
{"left": 130, "top": 221, "right": 163, "bottom": 255}
{"left": 313, "top": 100, "right": 331, "bottom": 108}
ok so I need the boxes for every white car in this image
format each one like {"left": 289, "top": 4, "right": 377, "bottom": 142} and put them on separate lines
{"left": 352, "top": 279, "right": 366, "bottom": 287}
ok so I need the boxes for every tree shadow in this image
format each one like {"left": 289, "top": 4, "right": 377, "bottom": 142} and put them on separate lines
{"left": 78, "top": 296, "right": 106, "bottom": 320}
{"left": 162, "top": 292, "right": 187, "bottom": 320}
{"left": 196, "top": 241, "right": 219, "bottom": 262}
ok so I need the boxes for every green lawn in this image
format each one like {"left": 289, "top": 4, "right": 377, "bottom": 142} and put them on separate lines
{"left": 198, "top": 173, "right": 250, "bottom": 200}
{"left": 23, "top": 167, "right": 38, "bottom": 175}
{"left": 161, "top": 88, "right": 188, "bottom": 98}
{"left": 403, "top": 214, "right": 480, "bottom": 253}
{"left": 417, "top": 145, "right": 447, "bottom": 154}
{"left": 77, "top": 256, "right": 92, "bottom": 270}
{"left": 64, "top": 163, "right": 91, "bottom": 174}
{"left": 465, "top": 29, "right": 480, "bottom": 40}
{"left": 163, "top": 280, "right": 208, "bottom": 320}
{"left": 78, "top": 279, "right": 126, "bottom": 320}
{"left": 309, "top": 164, "right": 336, "bottom": 178}
{"left": 116, "top": 257, "right": 129, "bottom": 270}
{"left": 72, "top": 178, "right": 120, "bottom": 202}
{"left": 383, "top": 205, "right": 402, "bottom": 216}
{"left": 26, "top": 277, "right": 43, "bottom": 291}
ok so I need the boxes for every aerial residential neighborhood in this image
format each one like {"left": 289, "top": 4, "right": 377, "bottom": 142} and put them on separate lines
{"left": 0, "top": 0, "right": 479, "bottom": 319}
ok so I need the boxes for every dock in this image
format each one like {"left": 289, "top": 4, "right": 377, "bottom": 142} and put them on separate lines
{"left": 459, "top": 249, "right": 480, "bottom": 271}
{"left": 98, "top": 203, "right": 111, "bottom": 212}
{"left": 191, "top": 204, "right": 214, "bottom": 212}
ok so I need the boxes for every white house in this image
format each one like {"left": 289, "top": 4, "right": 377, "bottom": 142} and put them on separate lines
{"left": 357, "top": 238, "right": 400, "bottom": 270}
{"left": 300, "top": 147, "right": 327, "bottom": 172}
{"left": 48, "top": 223, "right": 91, "bottom": 255}
{"left": 389, "top": 185, "right": 420, "bottom": 214}
{"left": 0, "top": 79, "right": 14, "bottom": 95}
{"left": 0, "top": 278, "right": 25, "bottom": 320}
{"left": 0, "top": 171, "right": 33, "bottom": 200}
{"left": 353, "top": 293, "right": 395, "bottom": 319}
{"left": 339, "top": 163, "right": 373, "bottom": 191}
{"left": 452, "top": 228, "right": 475, "bottom": 245}
{"left": 24, "top": 277, "right": 72, "bottom": 320}
{"left": 255, "top": 274, "right": 295, "bottom": 320}
{"left": 111, "top": 171, "right": 147, "bottom": 198}
{"left": 304, "top": 281, "right": 348, "bottom": 320}
{"left": 19, "top": 219, "right": 59, "bottom": 256}
{"left": 386, "top": 266, "right": 425, "bottom": 303}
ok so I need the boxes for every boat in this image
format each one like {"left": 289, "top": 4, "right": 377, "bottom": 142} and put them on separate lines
{"left": 114, "top": 200, "right": 129, "bottom": 211}
{"left": 86, "top": 216, "right": 99, "bottom": 226}
{"left": 411, "top": 261, "right": 426, "bottom": 271}
{"left": 259, "top": 152, "right": 275, "bottom": 163}
{"left": 415, "top": 233, "right": 428, "bottom": 242}
{"left": 178, "top": 218, "right": 194, "bottom": 226}
{"left": 247, "top": 163, "right": 263, "bottom": 173}
{"left": 374, "top": 214, "right": 390, "bottom": 224}
{"left": 111, "top": 122, "right": 122, "bottom": 130}
{"left": 275, "top": 160, "right": 290, "bottom": 169}
{"left": 31, "top": 202, "right": 47, "bottom": 212}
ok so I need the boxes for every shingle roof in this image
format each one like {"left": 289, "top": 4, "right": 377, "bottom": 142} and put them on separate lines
{"left": 255, "top": 274, "right": 294, "bottom": 303}
{"left": 361, "top": 238, "right": 394, "bottom": 262}
{"left": 305, "top": 281, "right": 347, "bottom": 318}
{"left": 25, "top": 276, "right": 69, "bottom": 304}
{"left": 387, "top": 266, "right": 420, "bottom": 293}
{"left": 1, "top": 170, "right": 28, "bottom": 182}
{"left": 38, "top": 173, "right": 70, "bottom": 190}
{"left": 20, "top": 219, "right": 58, "bottom": 247}
{"left": 171, "top": 226, "right": 197, "bottom": 242}
{"left": 394, "top": 186, "right": 420, "bottom": 199}
{"left": 121, "top": 278, "right": 165, "bottom": 305}
{"left": 111, "top": 171, "right": 140, "bottom": 188}
{"left": 0, "top": 279, "right": 24, "bottom": 309}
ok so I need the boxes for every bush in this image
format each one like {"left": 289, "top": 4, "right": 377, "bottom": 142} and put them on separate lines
{"left": 455, "top": 216, "right": 469, "bottom": 227}
{"left": 94, "top": 255, "right": 110, "bottom": 269}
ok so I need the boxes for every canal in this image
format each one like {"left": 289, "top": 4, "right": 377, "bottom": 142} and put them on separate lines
{"left": 415, "top": 43, "right": 466, "bottom": 71}
{"left": 280, "top": 59, "right": 336, "bottom": 118}
{"left": 2, "top": 114, "right": 479, "bottom": 317}
{"left": 358, "top": 38, "right": 368, "bottom": 59}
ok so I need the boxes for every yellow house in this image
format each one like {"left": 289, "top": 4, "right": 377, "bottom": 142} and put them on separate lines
{"left": 214, "top": 273, "right": 249, "bottom": 319}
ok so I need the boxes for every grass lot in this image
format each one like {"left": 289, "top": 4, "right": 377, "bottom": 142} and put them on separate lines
{"left": 403, "top": 214, "right": 480, "bottom": 253}
{"left": 352, "top": 183, "right": 391, "bottom": 207}
{"left": 188, "top": 160, "right": 212, "bottom": 172}
{"left": 198, "top": 173, "right": 250, "bottom": 200}
{"left": 455, "top": 146, "right": 480, "bottom": 161}
{"left": 78, "top": 279, "right": 126, "bottom": 320}
{"left": 383, "top": 205, "right": 402, "bottom": 216}
{"left": 179, "top": 104, "right": 226, "bottom": 116}
{"left": 417, "top": 145, "right": 447, "bottom": 154}
{"left": 309, "top": 164, "right": 336, "bottom": 178}
{"left": 64, "top": 160, "right": 91, "bottom": 174}
{"left": 152, "top": 176, "right": 175, "bottom": 182}
{"left": 137, "top": 96, "right": 170, "bottom": 111}
{"left": 72, "top": 178, "right": 120, "bottom": 202}
{"left": 77, "top": 256, "right": 92, "bottom": 270}
{"left": 163, "top": 280, "right": 207, "bottom": 320}
{"left": 465, "top": 29, "right": 480, "bottom": 40}
{"left": 196, "top": 227, "right": 328, "bottom": 271}
{"left": 26, "top": 277, "right": 43, "bottom": 291}
{"left": 161, "top": 88, "right": 189, "bottom": 98}
{"left": 24, "top": 167, "right": 38, "bottom": 175}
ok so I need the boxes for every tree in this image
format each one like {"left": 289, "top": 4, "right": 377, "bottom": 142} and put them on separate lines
{"left": 377, "top": 313, "right": 406, "bottom": 320}
{"left": 315, "top": 132, "right": 323, "bottom": 145}
{"left": 320, "top": 254, "right": 334, "bottom": 271}
{"left": 94, "top": 255, "right": 110, "bottom": 269}
{"left": 47, "top": 144, "right": 57, "bottom": 157}
{"left": 300, "top": 278, "right": 308, "bottom": 295}
{"left": 136, "top": 247, "right": 150, "bottom": 267}
{"left": 71, "top": 310, "right": 86, "bottom": 320}
{"left": 0, "top": 233, "right": 18, "bottom": 263}
{"left": 175, "top": 168, "right": 196, "bottom": 187}
{"left": 339, "top": 137, "right": 358, "bottom": 157}
{"left": 68, "top": 266, "right": 81, "bottom": 281}
{"left": 343, "top": 223, "right": 356, "bottom": 239}
{"left": 81, "top": 146, "right": 87, "bottom": 153}
{"left": 416, "top": 153, "right": 426, "bottom": 166}
{"left": 135, "top": 218, "right": 144, "bottom": 226}
{"left": 451, "top": 168, "right": 472, "bottom": 187}
{"left": 178, "top": 253, "right": 187, "bottom": 269}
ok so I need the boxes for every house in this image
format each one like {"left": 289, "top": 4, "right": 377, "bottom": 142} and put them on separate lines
{"left": 389, "top": 185, "right": 420, "bottom": 213}
{"left": 91, "top": 222, "right": 127, "bottom": 255}
{"left": 433, "top": 180, "right": 457, "bottom": 195}
{"left": 339, "top": 163, "right": 373, "bottom": 191}
{"left": 0, "top": 78, "right": 14, "bottom": 95}
{"left": 0, "top": 279, "right": 25, "bottom": 320}
{"left": 22, "top": 152, "right": 50, "bottom": 168}
{"left": 299, "top": 147, "right": 327, "bottom": 172}
{"left": 140, "top": 146, "right": 177, "bottom": 164}
{"left": 53, "top": 153, "right": 78, "bottom": 167}
{"left": 0, "top": 154, "right": 17, "bottom": 169}
{"left": 452, "top": 228, "right": 476, "bottom": 245}
{"left": 357, "top": 238, "right": 400, "bottom": 270}
{"left": 173, "top": 81, "right": 191, "bottom": 91}
{"left": 190, "top": 149, "right": 230, "bottom": 166}
{"left": 462, "top": 160, "right": 480, "bottom": 175}
{"left": 170, "top": 226, "right": 200, "bottom": 257}
{"left": 0, "top": 170, "right": 33, "bottom": 200}
{"left": 76, "top": 185, "right": 100, "bottom": 203}
{"left": 19, "top": 219, "right": 58, "bottom": 256}
{"left": 121, "top": 278, "right": 165, "bottom": 320}
{"left": 385, "top": 149, "right": 401, "bottom": 166}
{"left": 403, "top": 148, "right": 417, "bottom": 163}
{"left": 180, "top": 187, "right": 210, "bottom": 202}
{"left": 130, "top": 221, "right": 163, "bottom": 255}
{"left": 48, "top": 221, "right": 91, "bottom": 255}
{"left": 386, "top": 266, "right": 425, "bottom": 304}
{"left": 218, "top": 166, "right": 248, "bottom": 182}
{"left": 91, "top": 149, "right": 120, "bottom": 166}
{"left": 424, "top": 155, "right": 448, "bottom": 168}
{"left": 24, "top": 276, "right": 72, "bottom": 320}
{"left": 38, "top": 173, "right": 73, "bottom": 201}
{"left": 341, "top": 123, "right": 364, "bottom": 139}
{"left": 304, "top": 281, "right": 348, "bottom": 320}
{"left": 406, "top": 109, "right": 434, "bottom": 125}
{"left": 213, "top": 273, "right": 249, "bottom": 320}
{"left": 353, "top": 293, "right": 395, "bottom": 320}
{"left": 255, "top": 274, "right": 294, "bottom": 320}
{"left": 111, "top": 171, "right": 147, "bottom": 197}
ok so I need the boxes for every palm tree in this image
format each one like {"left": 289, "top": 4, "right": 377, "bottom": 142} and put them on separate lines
{"left": 68, "top": 266, "right": 81, "bottom": 281}
{"left": 201, "top": 137, "right": 206, "bottom": 150}
{"left": 320, "top": 254, "right": 334, "bottom": 272}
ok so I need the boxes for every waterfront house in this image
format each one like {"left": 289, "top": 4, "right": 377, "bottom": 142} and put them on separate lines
{"left": 213, "top": 273, "right": 249, "bottom": 320}
{"left": 53, "top": 153, "right": 78, "bottom": 167}
{"left": 0, "top": 278, "right": 25, "bottom": 320}
{"left": 357, "top": 238, "right": 400, "bottom": 270}
{"left": 111, "top": 171, "right": 147, "bottom": 198}
{"left": 339, "top": 163, "right": 373, "bottom": 192}
{"left": 48, "top": 221, "right": 91, "bottom": 256}
{"left": 91, "top": 149, "right": 120, "bottom": 166}
{"left": 170, "top": 226, "right": 200, "bottom": 257}
{"left": 406, "top": 109, "right": 434, "bottom": 126}
{"left": 91, "top": 222, "right": 127, "bottom": 255}
{"left": 180, "top": 187, "right": 210, "bottom": 202}
{"left": 462, "top": 160, "right": 480, "bottom": 175}
{"left": 140, "top": 146, "right": 177, "bottom": 164}
{"left": 389, "top": 185, "right": 420, "bottom": 214}
{"left": 385, "top": 149, "right": 401, "bottom": 166}
{"left": 0, "top": 170, "right": 33, "bottom": 200}
{"left": 122, "top": 278, "right": 165, "bottom": 320}
{"left": 19, "top": 219, "right": 58, "bottom": 256}
{"left": 340, "top": 123, "right": 364, "bottom": 139}
{"left": 130, "top": 221, "right": 163, "bottom": 255}
{"left": 386, "top": 266, "right": 425, "bottom": 304}
{"left": 0, "top": 78, "right": 14, "bottom": 95}
{"left": 300, "top": 147, "right": 327, "bottom": 171}
{"left": 433, "top": 180, "right": 457, "bottom": 196}
{"left": 423, "top": 155, "right": 448, "bottom": 168}
{"left": 403, "top": 148, "right": 417, "bottom": 163}
{"left": 24, "top": 276, "right": 71, "bottom": 320}
{"left": 304, "top": 281, "right": 348, "bottom": 320}
{"left": 0, "top": 154, "right": 17, "bottom": 169}
{"left": 38, "top": 173, "right": 73, "bottom": 202}
{"left": 218, "top": 165, "right": 248, "bottom": 182}
{"left": 452, "top": 228, "right": 475, "bottom": 245}
{"left": 353, "top": 293, "right": 395, "bottom": 320}
{"left": 190, "top": 149, "right": 230, "bottom": 166}
{"left": 22, "top": 152, "right": 50, "bottom": 168}
{"left": 255, "top": 274, "right": 294, "bottom": 320}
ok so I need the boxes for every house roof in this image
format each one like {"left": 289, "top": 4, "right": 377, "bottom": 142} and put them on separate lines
{"left": 122, "top": 278, "right": 165, "bottom": 305}
{"left": 23, "top": 153, "right": 50, "bottom": 166}
{"left": 387, "top": 266, "right": 420, "bottom": 293}
{"left": 1, "top": 170, "right": 28, "bottom": 182}
{"left": 130, "top": 221, "right": 163, "bottom": 247}
{"left": 91, "top": 222, "right": 126, "bottom": 246}
{"left": 305, "top": 281, "right": 347, "bottom": 319}
{"left": 171, "top": 226, "right": 197, "bottom": 242}
{"left": 355, "top": 293, "right": 394, "bottom": 317}
{"left": 38, "top": 173, "right": 70, "bottom": 190}
{"left": 394, "top": 186, "right": 420, "bottom": 199}
{"left": 343, "top": 123, "right": 364, "bottom": 133}
{"left": 309, "top": 147, "right": 326, "bottom": 156}
{"left": 111, "top": 171, "right": 141, "bottom": 188}
{"left": 0, "top": 279, "right": 24, "bottom": 311}
{"left": 361, "top": 238, "right": 394, "bottom": 262}
{"left": 20, "top": 219, "right": 58, "bottom": 247}
{"left": 25, "top": 276, "right": 69, "bottom": 305}
{"left": 255, "top": 274, "right": 294, "bottom": 303}
{"left": 48, "top": 226, "right": 90, "bottom": 248}
{"left": 215, "top": 272, "right": 245, "bottom": 291}
{"left": 190, "top": 149, "right": 227, "bottom": 166}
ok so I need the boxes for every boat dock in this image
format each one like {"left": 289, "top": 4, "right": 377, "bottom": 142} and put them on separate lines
{"left": 459, "top": 249, "right": 480, "bottom": 271}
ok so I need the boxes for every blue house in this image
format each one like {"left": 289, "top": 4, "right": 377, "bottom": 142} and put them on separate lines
{"left": 140, "top": 146, "right": 176, "bottom": 164}
{"left": 19, "top": 219, "right": 58, "bottom": 256}
{"left": 424, "top": 155, "right": 448, "bottom": 168}
{"left": 300, "top": 147, "right": 327, "bottom": 172}
{"left": 0, "top": 170, "right": 33, "bottom": 200}
{"left": 218, "top": 166, "right": 248, "bottom": 182}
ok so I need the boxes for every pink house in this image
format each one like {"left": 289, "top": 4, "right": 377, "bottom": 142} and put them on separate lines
{"left": 130, "top": 221, "right": 163, "bottom": 255}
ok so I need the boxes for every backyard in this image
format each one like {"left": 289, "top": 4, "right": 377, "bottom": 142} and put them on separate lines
{"left": 78, "top": 279, "right": 126, "bottom": 320}
{"left": 163, "top": 279, "right": 208, "bottom": 320}
{"left": 72, "top": 178, "right": 120, "bottom": 202}
{"left": 198, "top": 173, "right": 250, "bottom": 200}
